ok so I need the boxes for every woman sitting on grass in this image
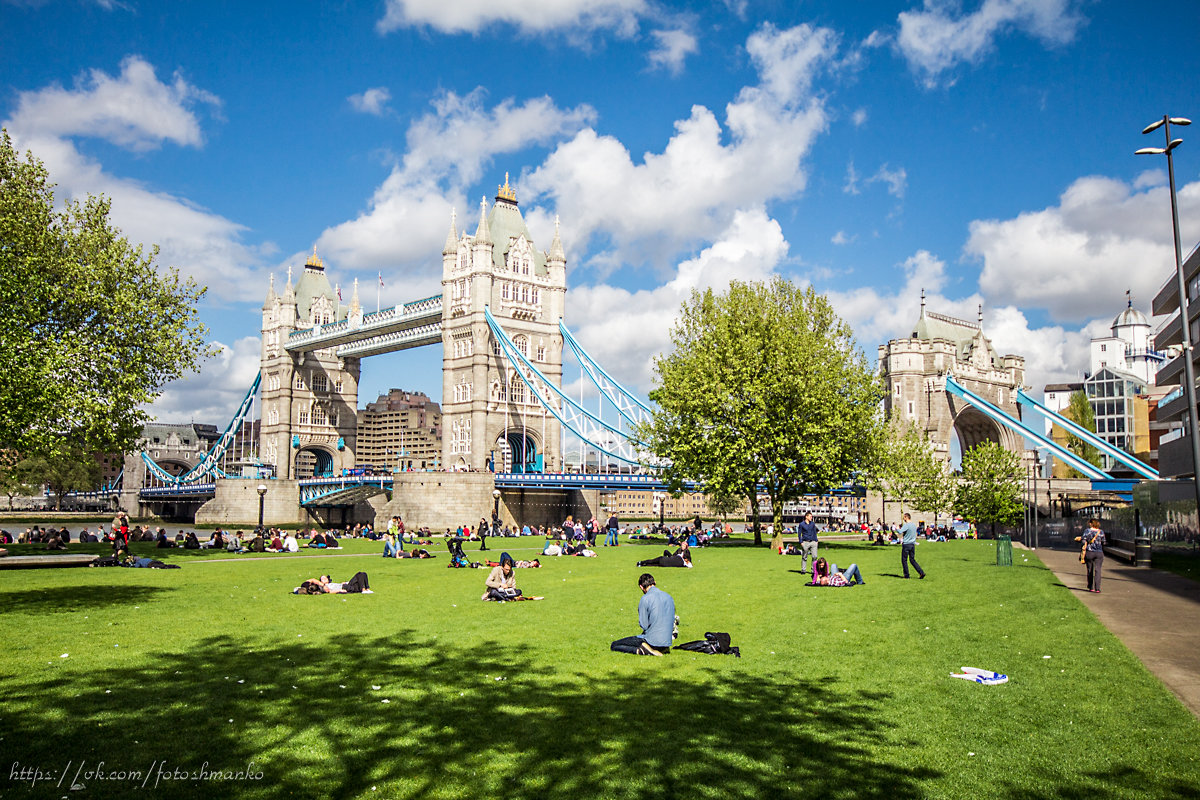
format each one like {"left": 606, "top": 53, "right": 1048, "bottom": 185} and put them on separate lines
{"left": 482, "top": 554, "right": 543, "bottom": 601}
{"left": 810, "top": 557, "right": 865, "bottom": 586}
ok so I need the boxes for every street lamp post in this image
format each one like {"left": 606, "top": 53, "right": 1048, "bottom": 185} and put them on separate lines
{"left": 1138, "top": 115, "right": 1200, "bottom": 519}
{"left": 257, "top": 483, "right": 267, "bottom": 530}
{"left": 1032, "top": 452, "right": 1041, "bottom": 549}
{"left": 492, "top": 488, "right": 501, "bottom": 529}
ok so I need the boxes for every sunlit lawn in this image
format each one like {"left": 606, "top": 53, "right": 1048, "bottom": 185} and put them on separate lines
{"left": 2, "top": 536, "right": 1198, "bottom": 799}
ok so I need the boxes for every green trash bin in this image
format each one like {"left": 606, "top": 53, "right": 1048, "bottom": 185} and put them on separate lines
{"left": 996, "top": 535, "right": 1013, "bottom": 566}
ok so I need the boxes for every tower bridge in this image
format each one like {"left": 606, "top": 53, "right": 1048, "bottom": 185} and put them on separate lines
{"left": 129, "top": 174, "right": 655, "bottom": 528}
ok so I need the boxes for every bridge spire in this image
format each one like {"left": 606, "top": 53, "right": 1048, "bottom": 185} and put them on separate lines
{"left": 548, "top": 215, "right": 565, "bottom": 262}
{"left": 475, "top": 197, "right": 491, "bottom": 244}
{"left": 442, "top": 207, "right": 458, "bottom": 255}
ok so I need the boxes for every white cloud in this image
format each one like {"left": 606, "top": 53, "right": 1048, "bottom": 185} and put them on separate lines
{"left": 832, "top": 230, "right": 854, "bottom": 245}
{"left": 148, "top": 336, "right": 263, "bottom": 423}
{"left": 825, "top": 249, "right": 1102, "bottom": 392}
{"left": 851, "top": 107, "right": 868, "bottom": 127}
{"left": 967, "top": 173, "right": 1200, "bottom": 323}
{"left": 843, "top": 161, "right": 860, "bottom": 195}
{"left": 647, "top": 28, "right": 698, "bottom": 75}
{"left": 309, "top": 89, "right": 595, "bottom": 293}
{"left": 8, "top": 54, "right": 219, "bottom": 151}
{"left": 376, "top": 0, "right": 646, "bottom": 36}
{"left": 869, "top": 163, "right": 907, "bottom": 198}
{"left": 564, "top": 208, "right": 789, "bottom": 394}
{"left": 523, "top": 22, "right": 836, "bottom": 269}
{"left": 348, "top": 86, "right": 392, "bottom": 116}
{"left": 896, "top": 0, "right": 1085, "bottom": 87}
{"left": 4, "top": 56, "right": 263, "bottom": 301}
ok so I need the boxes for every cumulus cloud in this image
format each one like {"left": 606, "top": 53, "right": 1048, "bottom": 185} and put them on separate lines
{"left": 523, "top": 22, "right": 836, "bottom": 270}
{"left": 851, "top": 107, "right": 868, "bottom": 127}
{"left": 149, "top": 336, "right": 264, "bottom": 423}
{"left": 647, "top": 28, "right": 698, "bottom": 75}
{"left": 896, "top": 0, "right": 1085, "bottom": 87}
{"left": 307, "top": 89, "right": 596, "bottom": 300}
{"left": 968, "top": 173, "right": 1200, "bottom": 323}
{"left": 825, "top": 249, "right": 1104, "bottom": 392}
{"left": 832, "top": 230, "right": 854, "bottom": 245}
{"left": 8, "top": 54, "right": 219, "bottom": 151}
{"left": 564, "top": 208, "right": 789, "bottom": 394}
{"left": 4, "top": 56, "right": 264, "bottom": 301}
{"left": 348, "top": 86, "right": 392, "bottom": 115}
{"left": 376, "top": 0, "right": 646, "bottom": 36}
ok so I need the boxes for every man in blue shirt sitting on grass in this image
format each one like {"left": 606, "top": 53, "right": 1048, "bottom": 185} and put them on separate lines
{"left": 610, "top": 573, "right": 675, "bottom": 656}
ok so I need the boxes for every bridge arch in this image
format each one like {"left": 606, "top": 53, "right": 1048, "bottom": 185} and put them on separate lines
{"left": 494, "top": 429, "right": 540, "bottom": 473}
{"left": 294, "top": 445, "right": 336, "bottom": 479}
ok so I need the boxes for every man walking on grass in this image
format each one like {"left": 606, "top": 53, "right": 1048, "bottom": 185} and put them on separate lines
{"left": 900, "top": 512, "right": 925, "bottom": 579}
{"left": 797, "top": 511, "right": 819, "bottom": 573}
{"left": 610, "top": 573, "right": 675, "bottom": 656}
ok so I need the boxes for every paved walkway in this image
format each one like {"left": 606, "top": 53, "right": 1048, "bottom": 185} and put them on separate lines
{"left": 1030, "top": 545, "right": 1200, "bottom": 717}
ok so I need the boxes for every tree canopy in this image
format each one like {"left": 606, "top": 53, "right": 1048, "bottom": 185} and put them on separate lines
{"left": 0, "top": 130, "right": 214, "bottom": 459}
{"left": 639, "top": 278, "right": 884, "bottom": 546}
{"left": 880, "top": 421, "right": 956, "bottom": 528}
{"left": 1062, "top": 390, "right": 1102, "bottom": 477}
{"left": 955, "top": 440, "right": 1024, "bottom": 536}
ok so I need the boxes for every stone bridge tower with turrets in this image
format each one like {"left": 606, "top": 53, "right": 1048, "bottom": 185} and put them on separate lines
{"left": 440, "top": 175, "right": 566, "bottom": 472}
{"left": 879, "top": 296, "right": 1028, "bottom": 462}
{"left": 258, "top": 250, "right": 361, "bottom": 479}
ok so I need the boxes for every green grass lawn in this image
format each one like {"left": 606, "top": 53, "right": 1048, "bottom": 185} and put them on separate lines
{"left": 2, "top": 537, "right": 1198, "bottom": 799}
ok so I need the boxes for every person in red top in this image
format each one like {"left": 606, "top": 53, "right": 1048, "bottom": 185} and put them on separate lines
{"left": 112, "top": 511, "right": 130, "bottom": 557}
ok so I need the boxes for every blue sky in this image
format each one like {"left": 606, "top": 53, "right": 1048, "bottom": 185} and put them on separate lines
{"left": 4, "top": 0, "right": 1199, "bottom": 427}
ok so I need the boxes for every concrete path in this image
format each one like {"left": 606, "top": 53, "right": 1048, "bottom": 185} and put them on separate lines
{"left": 1031, "top": 544, "right": 1200, "bottom": 717}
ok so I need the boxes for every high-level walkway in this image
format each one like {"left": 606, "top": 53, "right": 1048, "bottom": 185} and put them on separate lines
{"left": 1032, "top": 544, "right": 1200, "bottom": 717}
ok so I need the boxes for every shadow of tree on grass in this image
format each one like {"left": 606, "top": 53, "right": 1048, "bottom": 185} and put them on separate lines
{"left": 1, "top": 633, "right": 935, "bottom": 799}
{"left": 0, "top": 584, "right": 173, "bottom": 615}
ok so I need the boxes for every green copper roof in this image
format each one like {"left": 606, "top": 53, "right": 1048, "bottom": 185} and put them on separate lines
{"left": 486, "top": 197, "right": 546, "bottom": 277}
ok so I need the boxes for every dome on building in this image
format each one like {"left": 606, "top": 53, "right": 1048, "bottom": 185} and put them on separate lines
{"left": 1112, "top": 304, "right": 1149, "bottom": 330}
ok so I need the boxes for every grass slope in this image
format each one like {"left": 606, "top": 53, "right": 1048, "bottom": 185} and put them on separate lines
{"left": 1, "top": 538, "right": 1198, "bottom": 799}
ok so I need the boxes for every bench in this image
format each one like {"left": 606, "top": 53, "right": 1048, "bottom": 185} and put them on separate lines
{"left": 1104, "top": 541, "right": 1136, "bottom": 564}
{"left": 0, "top": 554, "right": 99, "bottom": 570}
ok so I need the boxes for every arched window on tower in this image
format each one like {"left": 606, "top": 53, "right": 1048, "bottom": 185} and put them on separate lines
{"left": 510, "top": 375, "right": 526, "bottom": 404}
{"left": 514, "top": 335, "right": 529, "bottom": 358}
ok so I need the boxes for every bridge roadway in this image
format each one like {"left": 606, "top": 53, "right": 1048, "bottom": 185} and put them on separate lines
{"left": 284, "top": 294, "right": 443, "bottom": 356}
{"left": 138, "top": 473, "right": 686, "bottom": 507}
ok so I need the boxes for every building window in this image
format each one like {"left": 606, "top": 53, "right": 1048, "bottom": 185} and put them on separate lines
{"left": 312, "top": 374, "right": 328, "bottom": 393}
{"left": 893, "top": 382, "right": 901, "bottom": 398}
{"left": 294, "top": 374, "right": 306, "bottom": 390}
{"left": 536, "top": 344, "right": 546, "bottom": 362}
{"left": 521, "top": 285, "right": 530, "bottom": 303}
{"left": 510, "top": 376, "right": 526, "bottom": 404}
{"left": 299, "top": 410, "right": 309, "bottom": 425}
{"left": 532, "top": 288, "right": 540, "bottom": 305}
{"left": 334, "top": 379, "right": 343, "bottom": 392}
{"left": 502, "top": 282, "right": 510, "bottom": 300}
{"left": 514, "top": 335, "right": 529, "bottom": 357}
{"left": 312, "top": 405, "right": 327, "bottom": 425}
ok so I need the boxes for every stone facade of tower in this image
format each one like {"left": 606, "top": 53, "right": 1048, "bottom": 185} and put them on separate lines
{"left": 259, "top": 251, "right": 361, "bottom": 479}
{"left": 879, "top": 306, "right": 1027, "bottom": 462}
{"left": 440, "top": 177, "right": 566, "bottom": 472}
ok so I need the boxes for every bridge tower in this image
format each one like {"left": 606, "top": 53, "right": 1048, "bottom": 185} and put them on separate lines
{"left": 259, "top": 250, "right": 361, "bottom": 479}
{"left": 879, "top": 298, "right": 1027, "bottom": 462}
{"left": 440, "top": 175, "right": 565, "bottom": 472}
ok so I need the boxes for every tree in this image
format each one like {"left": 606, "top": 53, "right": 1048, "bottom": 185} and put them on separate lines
{"left": 955, "top": 441, "right": 1024, "bottom": 537}
{"left": 16, "top": 449, "right": 102, "bottom": 511}
{"left": 639, "top": 278, "right": 884, "bottom": 548}
{"left": 1062, "top": 390, "right": 1102, "bottom": 477}
{"left": 705, "top": 490, "right": 744, "bottom": 523}
{"left": 881, "top": 421, "right": 957, "bottom": 529}
{"left": 0, "top": 450, "right": 36, "bottom": 510}
{"left": 0, "top": 130, "right": 214, "bottom": 460}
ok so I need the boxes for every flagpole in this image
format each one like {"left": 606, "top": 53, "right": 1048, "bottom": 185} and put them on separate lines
{"left": 377, "top": 273, "right": 382, "bottom": 313}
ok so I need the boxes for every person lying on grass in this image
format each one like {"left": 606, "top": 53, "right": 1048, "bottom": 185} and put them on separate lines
{"left": 295, "top": 572, "right": 373, "bottom": 594}
{"left": 638, "top": 541, "right": 692, "bottom": 568}
{"left": 397, "top": 548, "right": 435, "bottom": 559}
{"left": 485, "top": 558, "right": 541, "bottom": 568}
{"left": 809, "top": 557, "right": 865, "bottom": 586}
{"left": 482, "top": 554, "right": 544, "bottom": 601}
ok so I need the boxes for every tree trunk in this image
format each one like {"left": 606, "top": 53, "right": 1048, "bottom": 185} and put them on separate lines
{"left": 770, "top": 495, "right": 784, "bottom": 551}
{"left": 748, "top": 485, "right": 762, "bottom": 546}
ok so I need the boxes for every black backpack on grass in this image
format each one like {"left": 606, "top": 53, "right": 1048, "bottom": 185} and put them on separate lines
{"left": 676, "top": 632, "right": 740, "bottom": 657}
